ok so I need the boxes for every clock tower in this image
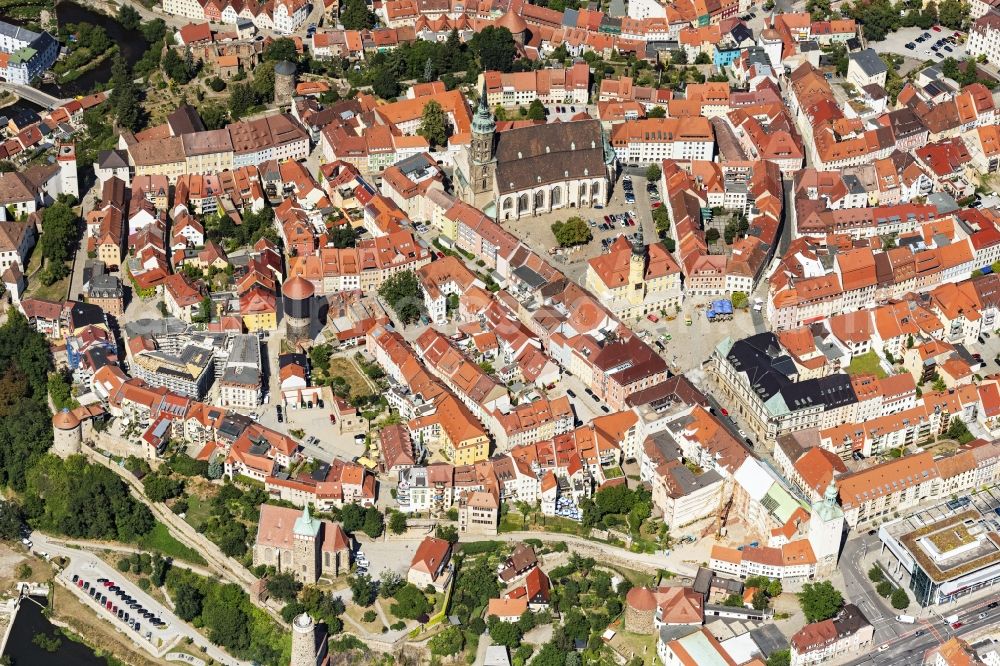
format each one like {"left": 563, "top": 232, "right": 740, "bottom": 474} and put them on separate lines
{"left": 469, "top": 80, "right": 496, "bottom": 199}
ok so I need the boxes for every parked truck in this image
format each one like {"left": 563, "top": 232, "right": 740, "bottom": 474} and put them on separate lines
{"left": 895, "top": 615, "right": 916, "bottom": 624}
{"left": 706, "top": 299, "right": 734, "bottom": 322}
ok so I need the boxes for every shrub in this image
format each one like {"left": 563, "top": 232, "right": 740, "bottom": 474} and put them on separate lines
{"left": 458, "top": 541, "right": 503, "bottom": 555}
{"left": 362, "top": 609, "right": 377, "bottom": 623}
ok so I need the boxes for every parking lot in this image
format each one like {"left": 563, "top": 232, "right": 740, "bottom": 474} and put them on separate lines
{"left": 507, "top": 173, "right": 656, "bottom": 285}
{"left": 870, "top": 26, "right": 966, "bottom": 70}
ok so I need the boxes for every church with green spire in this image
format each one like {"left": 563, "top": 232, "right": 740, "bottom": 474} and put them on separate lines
{"left": 453, "top": 82, "right": 616, "bottom": 221}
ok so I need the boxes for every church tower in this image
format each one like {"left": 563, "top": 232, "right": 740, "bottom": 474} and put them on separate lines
{"left": 808, "top": 481, "right": 845, "bottom": 577}
{"left": 627, "top": 221, "right": 647, "bottom": 307}
{"left": 57, "top": 142, "right": 79, "bottom": 202}
{"left": 292, "top": 504, "right": 321, "bottom": 583}
{"left": 469, "top": 79, "right": 496, "bottom": 199}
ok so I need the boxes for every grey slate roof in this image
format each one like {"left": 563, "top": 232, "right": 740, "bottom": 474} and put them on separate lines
{"left": 850, "top": 48, "right": 888, "bottom": 77}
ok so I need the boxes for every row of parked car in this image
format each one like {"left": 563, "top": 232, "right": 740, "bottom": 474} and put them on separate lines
{"left": 905, "top": 29, "right": 962, "bottom": 54}
{"left": 73, "top": 574, "right": 167, "bottom": 638}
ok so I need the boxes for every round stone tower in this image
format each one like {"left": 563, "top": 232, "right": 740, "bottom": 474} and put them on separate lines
{"left": 274, "top": 60, "right": 297, "bottom": 107}
{"left": 52, "top": 408, "right": 82, "bottom": 458}
{"left": 291, "top": 612, "right": 317, "bottom": 666}
{"left": 282, "top": 275, "right": 314, "bottom": 346}
{"left": 496, "top": 11, "right": 528, "bottom": 45}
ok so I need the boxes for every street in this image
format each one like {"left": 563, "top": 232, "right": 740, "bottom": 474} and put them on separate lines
{"left": 838, "top": 530, "right": 1000, "bottom": 665}
{"left": 32, "top": 532, "right": 249, "bottom": 666}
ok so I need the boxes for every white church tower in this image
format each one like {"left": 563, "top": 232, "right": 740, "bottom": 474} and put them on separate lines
{"left": 57, "top": 142, "right": 79, "bottom": 202}
{"left": 808, "top": 481, "right": 845, "bottom": 577}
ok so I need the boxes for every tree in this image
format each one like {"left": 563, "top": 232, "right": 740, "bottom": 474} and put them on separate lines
{"left": 379, "top": 570, "right": 405, "bottom": 598}
{"left": 162, "top": 48, "right": 195, "bottom": 84}
{"left": 890, "top": 587, "right": 909, "bottom": 610}
{"left": 752, "top": 589, "right": 770, "bottom": 611}
{"left": 731, "top": 291, "right": 749, "bottom": 309}
{"left": 360, "top": 506, "right": 384, "bottom": 538}
{"left": 390, "top": 583, "right": 431, "bottom": 619}
{"left": 348, "top": 573, "right": 376, "bottom": 606}
{"left": 435, "top": 524, "right": 458, "bottom": 543}
{"left": 173, "top": 580, "right": 204, "bottom": 621}
{"left": 378, "top": 271, "right": 424, "bottom": 324}
{"left": 645, "top": 163, "right": 662, "bottom": 183}
{"left": 143, "top": 474, "right": 184, "bottom": 502}
{"left": 328, "top": 225, "right": 356, "bottom": 249}
{"left": 417, "top": 100, "right": 448, "bottom": 147}
{"left": 671, "top": 49, "right": 687, "bottom": 65}
{"left": 150, "top": 553, "right": 170, "bottom": 587}
{"left": 797, "top": 581, "right": 844, "bottom": 623}
{"left": 264, "top": 38, "right": 299, "bottom": 63}
{"left": 938, "top": 0, "right": 967, "bottom": 29}
{"left": 252, "top": 60, "right": 276, "bottom": 100}
{"left": 876, "top": 580, "right": 893, "bottom": 597}
{"left": 201, "top": 583, "right": 251, "bottom": 653}
{"left": 946, "top": 416, "right": 974, "bottom": 444}
{"left": 488, "top": 616, "right": 524, "bottom": 647}
{"left": 767, "top": 579, "right": 783, "bottom": 598}
{"left": 429, "top": 626, "right": 464, "bottom": 656}
{"left": 388, "top": 510, "right": 408, "bottom": 535}
{"left": 470, "top": 26, "right": 517, "bottom": 72}
{"left": 551, "top": 217, "right": 593, "bottom": 247}
{"left": 694, "top": 51, "right": 712, "bottom": 65}
{"left": 117, "top": 4, "right": 141, "bottom": 30}
{"left": 40, "top": 202, "right": 78, "bottom": 273}
{"left": 721, "top": 593, "right": 745, "bottom": 607}
{"left": 868, "top": 566, "right": 884, "bottom": 583}
{"left": 200, "top": 104, "right": 228, "bottom": 131}
{"left": 0, "top": 500, "right": 24, "bottom": 541}
{"left": 705, "top": 228, "right": 720, "bottom": 244}
{"left": 341, "top": 0, "right": 377, "bottom": 30}
{"left": 526, "top": 98, "right": 546, "bottom": 120}
{"left": 372, "top": 67, "right": 400, "bottom": 100}
{"left": 266, "top": 572, "right": 302, "bottom": 602}
{"left": 767, "top": 650, "right": 791, "bottom": 666}
{"left": 845, "top": 0, "right": 899, "bottom": 41}
{"left": 27, "top": 454, "right": 154, "bottom": 542}
{"left": 228, "top": 82, "right": 258, "bottom": 119}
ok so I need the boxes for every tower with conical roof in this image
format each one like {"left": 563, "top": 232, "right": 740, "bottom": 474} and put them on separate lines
{"left": 808, "top": 480, "right": 845, "bottom": 576}
{"left": 469, "top": 79, "right": 496, "bottom": 202}
{"left": 293, "top": 504, "right": 321, "bottom": 583}
{"left": 282, "top": 275, "right": 314, "bottom": 346}
{"left": 627, "top": 221, "right": 648, "bottom": 307}
{"left": 52, "top": 408, "right": 82, "bottom": 458}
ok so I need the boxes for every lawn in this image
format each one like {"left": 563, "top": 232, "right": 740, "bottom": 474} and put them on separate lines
{"left": 345, "top": 602, "right": 384, "bottom": 632}
{"left": 136, "top": 522, "right": 207, "bottom": 565}
{"left": 182, "top": 493, "right": 214, "bottom": 531}
{"left": 326, "top": 356, "right": 376, "bottom": 399}
{"left": 608, "top": 626, "right": 658, "bottom": 665}
{"left": 23, "top": 251, "right": 71, "bottom": 302}
{"left": 847, "top": 351, "right": 887, "bottom": 378}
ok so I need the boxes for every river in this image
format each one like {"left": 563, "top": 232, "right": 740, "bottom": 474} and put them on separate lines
{"left": 40, "top": 0, "right": 148, "bottom": 97}
{"left": 3, "top": 596, "right": 108, "bottom": 666}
